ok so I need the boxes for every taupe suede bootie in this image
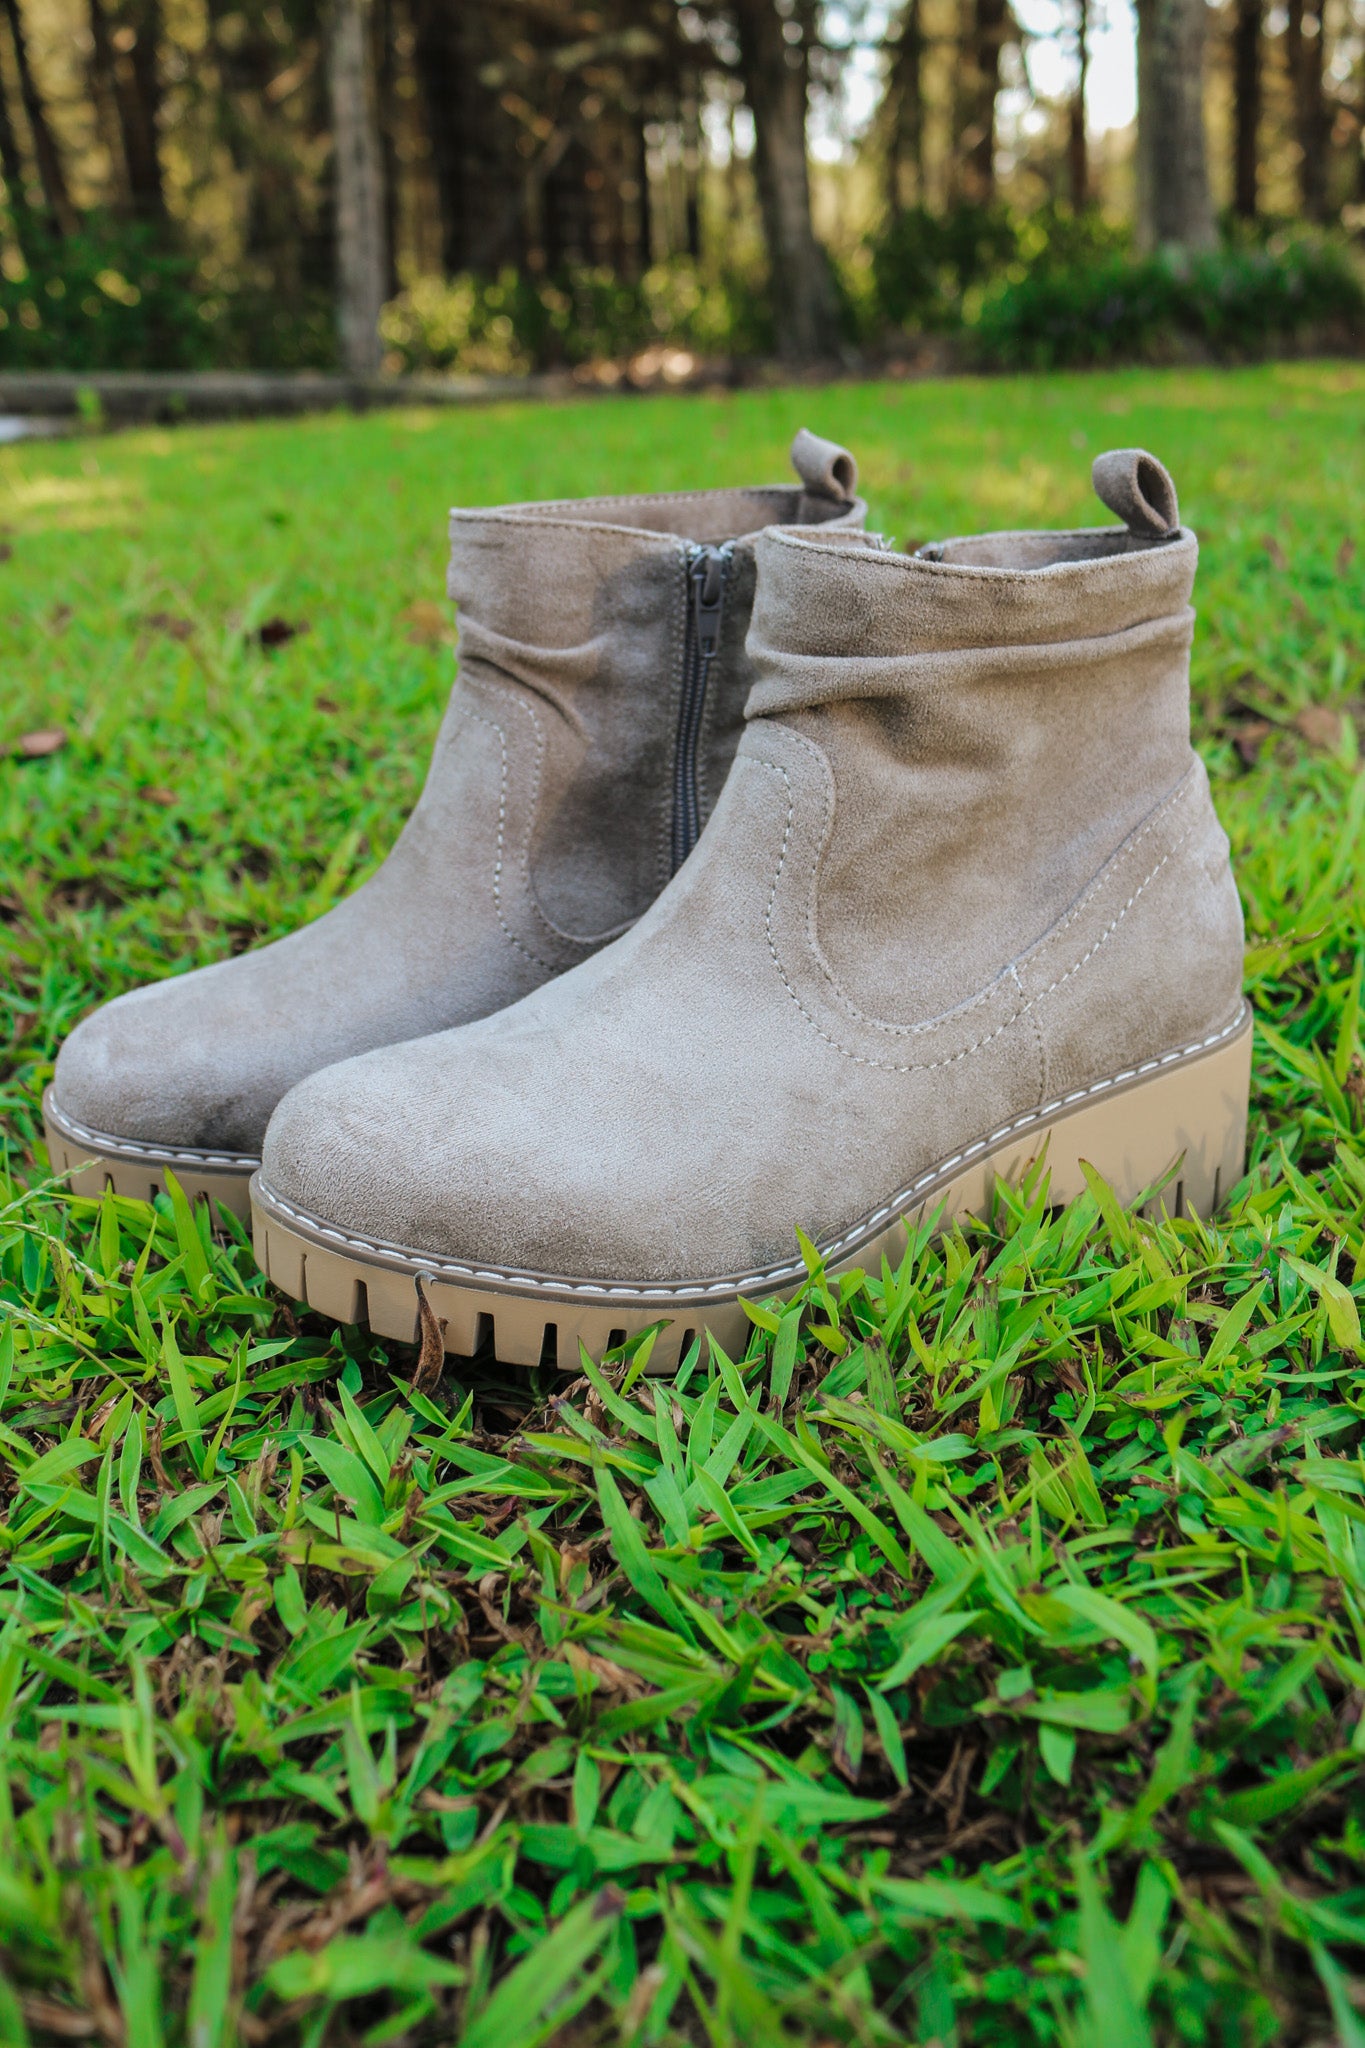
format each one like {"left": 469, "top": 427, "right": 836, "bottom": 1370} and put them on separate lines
{"left": 44, "top": 430, "right": 864, "bottom": 1217}
{"left": 252, "top": 449, "right": 1250, "bottom": 1370}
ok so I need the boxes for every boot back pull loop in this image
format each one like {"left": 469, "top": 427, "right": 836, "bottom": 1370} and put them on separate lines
{"left": 1092, "top": 448, "right": 1180, "bottom": 538}
{"left": 790, "top": 428, "right": 859, "bottom": 504}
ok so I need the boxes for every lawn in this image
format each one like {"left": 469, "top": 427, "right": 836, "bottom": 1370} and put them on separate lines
{"left": 1, "top": 362, "right": 1364, "bottom": 2046}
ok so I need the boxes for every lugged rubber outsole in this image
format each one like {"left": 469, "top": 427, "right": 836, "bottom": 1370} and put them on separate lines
{"left": 248, "top": 1003, "right": 1254, "bottom": 1374}
{"left": 42, "top": 1086, "right": 257, "bottom": 1221}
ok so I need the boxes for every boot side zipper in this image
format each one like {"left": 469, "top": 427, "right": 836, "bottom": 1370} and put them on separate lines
{"left": 672, "top": 542, "right": 733, "bottom": 872}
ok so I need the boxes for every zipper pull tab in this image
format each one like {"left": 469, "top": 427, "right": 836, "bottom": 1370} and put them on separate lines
{"left": 691, "top": 547, "right": 728, "bottom": 662}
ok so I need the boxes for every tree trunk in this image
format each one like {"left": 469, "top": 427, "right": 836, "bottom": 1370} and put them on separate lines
{"left": 963, "top": 0, "right": 1008, "bottom": 200}
{"left": 886, "top": 0, "right": 925, "bottom": 211}
{"left": 1, "top": 0, "right": 76, "bottom": 232}
{"left": 1135, "top": 0, "right": 1217, "bottom": 250}
{"left": 375, "top": 0, "right": 399, "bottom": 293}
{"left": 1068, "top": 0, "right": 1089, "bottom": 208}
{"left": 329, "top": 0, "right": 387, "bottom": 374}
{"left": 104, "top": 0, "right": 166, "bottom": 222}
{"left": 724, "top": 92, "right": 740, "bottom": 233}
{"left": 410, "top": 0, "right": 460, "bottom": 272}
{"left": 682, "top": 79, "right": 702, "bottom": 261}
{"left": 0, "top": 9, "right": 30, "bottom": 227}
{"left": 1285, "top": 0, "right": 1329, "bottom": 221}
{"left": 1232, "top": 0, "right": 1260, "bottom": 218}
{"left": 86, "top": 0, "right": 132, "bottom": 210}
{"left": 731, "top": 0, "right": 841, "bottom": 364}
{"left": 637, "top": 109, "right": 654, "bottom": 267}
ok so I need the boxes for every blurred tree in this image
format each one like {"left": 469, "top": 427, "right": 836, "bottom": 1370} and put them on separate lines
{"left": 329, "top": 0, "right": 385, "bottom": 371}
{"left": 1285, "top": 0, "right": 1328, "bottom": 219}
{"left": 730, "top": 0, "right": 841, "bottom": 359}
{"left": 2, "top": 0, "right": 76, "bottom": 230}
{"left": 1067, "top": 0, "right": 1088, "bottom": 207}
{"left": 1135, "top": 0, "right": 1216, "bottom": 248}
{"left": 93, "top": 0, "right": 166, "bottom": 222}
{"left": 1232, "top": 0, "right": 1261, "bottom": 218}
{"left": 883, "top": 0, "right": 925, "bottom": 209}
{"left": 1, "top": 0, "right": 1360, "bottom": 374}
{"left": 955, "top": 0, "right": 1012, "bottom": 200}
{"left": 201, "top": 0, "right": 332, "bottom": 323}
{"left": 0, "top": 22, "right": 30, "bottom": 233}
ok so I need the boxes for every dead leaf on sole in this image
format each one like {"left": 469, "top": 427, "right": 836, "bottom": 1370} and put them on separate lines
{"left": 412, "top": 1274, "right": 447, "bottom": 1395}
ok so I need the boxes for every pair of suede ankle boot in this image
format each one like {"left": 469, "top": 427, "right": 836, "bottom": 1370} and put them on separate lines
{"left": 46, "top": 430, "right": 1251, "bottom": 1373}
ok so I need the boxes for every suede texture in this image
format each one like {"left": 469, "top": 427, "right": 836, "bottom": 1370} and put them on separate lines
{"left": 53, "top": 436, "right": 865, "bottom": 1157}
{"left": 259, "top": 449, "right": 1246, "bottom": 1288}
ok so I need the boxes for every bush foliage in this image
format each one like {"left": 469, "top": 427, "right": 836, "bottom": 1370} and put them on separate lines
{"left": 971, "top": 233, "right": 1365, "bottom": 370}
{"left": 0, "top": 200, "right": 1360, "bottom": 377}
{"left": 378, "top": 260, "right": 774, "bottom": 376}
{"left": 868, "top": 199, "right": 1132, "bottom": 333}
{"left": 0, "top": 215, "right": 213, "bottom": 371}
{"left": 0, "top": 213, "right": 339, "bottom": 373}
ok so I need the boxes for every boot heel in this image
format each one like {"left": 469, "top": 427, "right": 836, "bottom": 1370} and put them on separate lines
{"left": 973, "top": 1004, "right": 1253, "bottom": 1220}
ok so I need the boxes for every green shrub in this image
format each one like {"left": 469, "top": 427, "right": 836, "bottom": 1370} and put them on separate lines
{"left": 869, "top": 200, "right": 1129, "bottom": 333}
{"left": 971, "top": 234, "right": 1365, "bottom": 370}
{"left": 201, "top": 283, "right": 337, "bottom": 372}
{"left": 0, "top": 212, "right": 338, "bottom": 371}
{"left": 0, "top": 213, "right": 213, "bottom": 370}
{"left": 379, "top": 258, "right": 772, "bottom": 376}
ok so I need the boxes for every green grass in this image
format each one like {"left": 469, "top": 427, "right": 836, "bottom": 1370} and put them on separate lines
{"left": 1, "top": 362, "right": 1364, "bottom": 2046}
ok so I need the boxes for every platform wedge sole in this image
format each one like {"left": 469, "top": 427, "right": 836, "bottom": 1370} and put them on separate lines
{"left": 43, "top": 1086, "right": 257, "bottom": 1220}
{"left": 249, "top": 1004, "right": 1252, "bottom": 1376}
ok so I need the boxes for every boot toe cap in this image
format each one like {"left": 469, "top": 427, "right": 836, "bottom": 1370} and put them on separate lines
{"left": 259, "top": 1030, "right": 757, "bottom": 1287}
{"left": 53, "top": 972, "right": 275, "bottom": 1158}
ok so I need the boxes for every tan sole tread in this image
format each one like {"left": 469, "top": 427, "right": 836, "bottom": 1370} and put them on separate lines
{"left": 42, "top": 1087, "right": 257, "bottom": 1221}
{"left": 249, "top": 1005, "right": 1254, "bottom": 1374}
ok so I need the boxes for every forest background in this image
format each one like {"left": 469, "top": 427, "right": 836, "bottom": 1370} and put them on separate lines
{"left": 0, "top": 0, "right": 1363, "bottom": 400}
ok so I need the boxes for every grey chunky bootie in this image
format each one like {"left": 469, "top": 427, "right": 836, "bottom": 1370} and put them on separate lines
{"left": 45, "top": 430, "right": 865, "bottom": 1216}
{"left": 252, "top": 448, "right": 1250, "bottom": 1370}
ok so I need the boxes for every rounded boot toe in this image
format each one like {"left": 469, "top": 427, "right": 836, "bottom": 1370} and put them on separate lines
{"left": 52, "top": 968, "right": 278, "bottom": 1158}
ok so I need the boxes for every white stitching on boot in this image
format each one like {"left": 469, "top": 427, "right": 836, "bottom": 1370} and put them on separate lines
{"left": 754, "top": 752, "right": 1200, "bottom": 1072}
{"left": 46, "top": 1100, "right": 258, "bottom": 1169}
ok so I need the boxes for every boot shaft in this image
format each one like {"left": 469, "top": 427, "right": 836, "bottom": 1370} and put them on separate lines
{"left": 442, "top": 430, "right": 865, "bottom": 940}
{"left": 743, "top": 449, "right": 1219, "bottom": 1024}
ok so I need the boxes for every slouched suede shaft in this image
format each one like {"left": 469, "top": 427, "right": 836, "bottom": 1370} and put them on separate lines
{"left": 258, "top": 449, "right": 1246, "bottom": 1288}
{"left": 51, "top": 434, "right": 865, "bottom": 1160}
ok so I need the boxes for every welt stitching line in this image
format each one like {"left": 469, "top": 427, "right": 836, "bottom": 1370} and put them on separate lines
{"left": 254, "top": 1006, "right": 1248, "bottom": 1300}
{"left": 47, "top": 1101, "right": 258, "bottom": 1169}
{"left": 753, "top": 753, "right": 1198, "bottom": 1074}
